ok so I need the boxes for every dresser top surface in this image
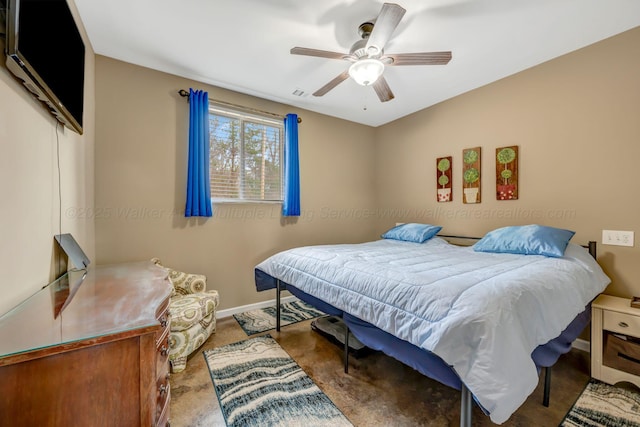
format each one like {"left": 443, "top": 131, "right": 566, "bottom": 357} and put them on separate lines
{"left": 0, "top": 261, "right": 172, "bottom": 360}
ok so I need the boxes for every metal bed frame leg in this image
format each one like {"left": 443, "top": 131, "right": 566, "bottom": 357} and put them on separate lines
{"left": 543, "top": 366, "right": 551, "bottom": 407}
{"left": 276, "top": 280, "right": 281, "bottom": 332}
{"left": 460, "top": 383, "right": 472, "bottom": 427}
{"left": 344, "top": 324, "right": 350, "bottom": 373}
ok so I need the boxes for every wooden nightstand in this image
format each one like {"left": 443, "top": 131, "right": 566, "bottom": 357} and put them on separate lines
{"left": 591, "top": 294, "right": 640, "bottom": 387}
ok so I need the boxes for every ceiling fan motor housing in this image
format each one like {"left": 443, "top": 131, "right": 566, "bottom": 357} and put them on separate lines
{"left": 350, "top": 39, "right": 368, "bottom": 58}
{"left": 351, "top": 22, "right": 382, "bottom": 59}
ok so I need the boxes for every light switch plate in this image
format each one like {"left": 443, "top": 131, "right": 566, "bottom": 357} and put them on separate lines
{"left": 602, "top": 230, "right": 634, "bottom": 247}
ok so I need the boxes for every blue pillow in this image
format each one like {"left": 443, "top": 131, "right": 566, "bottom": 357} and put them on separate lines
{"left": 473, "top": 224, "right": 575, "bottom": 257}
{"left": 381, "top": 223, "right": 442, "bottom": 243}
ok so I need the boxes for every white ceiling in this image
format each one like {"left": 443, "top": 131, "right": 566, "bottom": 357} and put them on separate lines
{"left": 74, "top": 0, "right": 640, "bottom": 127}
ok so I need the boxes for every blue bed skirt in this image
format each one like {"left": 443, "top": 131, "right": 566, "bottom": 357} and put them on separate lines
{"left": 255, "top": 268, "right": 591, "bottom": 392}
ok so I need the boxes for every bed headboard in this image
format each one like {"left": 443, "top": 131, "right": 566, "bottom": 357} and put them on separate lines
{"left": 437, "top": 234, "right": 597, "bottom": 259}
{"left": 438, "top": 234, "right": 482, "bottom": 245}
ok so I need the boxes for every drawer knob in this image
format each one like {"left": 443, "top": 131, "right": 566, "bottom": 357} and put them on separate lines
{"left": 619, "top": 321, "right": 629, "bottom": 328}
{"left": 160, "top": 346, "right": 169, "bottom": 356}
{"left": 159, "top": 383, "right": 168, "bottom": 395}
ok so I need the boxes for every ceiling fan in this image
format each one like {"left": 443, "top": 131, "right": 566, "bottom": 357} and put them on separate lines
{"left": 291, "top": 3, "right": 452, "bottom": 102}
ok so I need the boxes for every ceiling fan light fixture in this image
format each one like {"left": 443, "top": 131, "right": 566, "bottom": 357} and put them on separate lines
{"left": 348, "top": 58, "right": 384, "bottom": 86}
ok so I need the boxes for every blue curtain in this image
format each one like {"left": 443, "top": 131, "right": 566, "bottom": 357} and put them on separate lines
{"left": 185, "top": 89, "right": 212, "bottom": 217}
{"left": 282, "top": 113, "right": 300, "bottom": 216}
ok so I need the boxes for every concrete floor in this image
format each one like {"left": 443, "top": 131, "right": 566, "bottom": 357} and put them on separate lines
{"left": 169, "top": 316, "right": 590, "bottom": 427}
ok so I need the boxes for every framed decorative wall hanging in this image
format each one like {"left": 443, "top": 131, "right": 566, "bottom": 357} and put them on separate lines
{"left": 462, "top": 147, "right": 481, "bottom": 204}
{"left": 436, "top": 156, "right": 452, "bottom": 202}
{"left": 496, "top": 146, "right": 518, "bottom": 200}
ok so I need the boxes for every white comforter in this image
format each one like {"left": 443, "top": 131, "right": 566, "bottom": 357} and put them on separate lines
{"left": 255, "top": 237, "right": 610, "bottom": 424}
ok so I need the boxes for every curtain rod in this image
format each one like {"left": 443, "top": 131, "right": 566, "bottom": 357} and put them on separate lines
{"left": 178, "top": 89, "right": 301, "bottom": 123}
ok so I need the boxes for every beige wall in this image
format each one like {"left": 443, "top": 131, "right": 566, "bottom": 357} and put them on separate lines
{"left": 95, "top": 27, "right": 640, "bottom": 312}
{"left": 0, "top": 0, "right": 95, "bottom": 316}
{"left": 94, "top": 56, "right": 377, "bottom": 310}
{"left": 375, "top": 26, "right": 640, "bottom": 298}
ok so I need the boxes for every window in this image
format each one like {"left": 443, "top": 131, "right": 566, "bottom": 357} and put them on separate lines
{"left": 208, "top": 103, "right": 284, "bottom": 202}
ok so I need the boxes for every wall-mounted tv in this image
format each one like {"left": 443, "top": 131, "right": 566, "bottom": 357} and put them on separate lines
{"left": 4, "top": 0, "right": 85, "bottom": 134}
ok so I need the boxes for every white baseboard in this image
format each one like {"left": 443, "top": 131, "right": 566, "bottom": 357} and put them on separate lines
{"left": 573, "top": 337, "right": 590, "bottom": 353}
{"left": 217, "top": 295, "right": 297, "bottom": 319}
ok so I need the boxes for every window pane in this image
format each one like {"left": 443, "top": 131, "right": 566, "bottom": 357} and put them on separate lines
{"left": 210, "top": 114, "right": 241, "bottom": 199}
{"left": 242, "top": 122, "right": 281, "bottom": 200}
{"left": 209, "top": 108, "right": 283, "bottom": 202}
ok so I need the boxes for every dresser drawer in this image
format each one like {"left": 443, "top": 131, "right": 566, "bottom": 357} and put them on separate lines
{"left": 156, "top": 325, "right": 170, "bottom": 377}
{"left": 156, "top": 375, "right": 171, "bottom": 424}
{"left": 156, "top": 299, "right": 171, "bottom": 344}
{"left": 156, "top": 295, "right": 171, "bottom": 319}
{"left": 157, "top": 397, "right": 170, "bottom": 427}
{"left": 603, "top": 310, "right": 640, "bottom": 338}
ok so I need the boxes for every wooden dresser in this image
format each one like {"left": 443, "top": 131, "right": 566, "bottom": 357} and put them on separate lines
{"left": 0, "top": 261, "right": 173, "bottom": 427}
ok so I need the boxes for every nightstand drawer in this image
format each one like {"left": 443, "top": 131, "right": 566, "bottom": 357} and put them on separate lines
{"left": 603, "top": 333, "right": 640, "bottom": 376}
{"left": 603, "top": 310, "right": 640, "bottom": 338}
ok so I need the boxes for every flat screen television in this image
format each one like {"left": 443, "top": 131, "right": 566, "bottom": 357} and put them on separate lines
{"left": 3, "top": 0, "right": 85, "bottom": 134}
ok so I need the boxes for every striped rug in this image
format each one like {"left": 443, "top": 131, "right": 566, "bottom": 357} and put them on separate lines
{"left": 233, "top": 299, "right": 325, "bottom": 335}
{"left": 204, "top": 335, "right": 353, "bottom": 427}
{"left": 560, "top": 379, "right": 640, "bottom": 426}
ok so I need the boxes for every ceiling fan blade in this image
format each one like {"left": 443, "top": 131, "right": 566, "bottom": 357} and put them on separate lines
{"left": 313, "top": 70, "right": 350, "bottom": 97}
{"left": 385, "top": 51, "right": 452, "bottom": 66}
{"left": 290, "top": 47, "right": 351, "bottom": 61}
{"left": 372, "top": 76, "right": 394, "bottom": 102}
{"left": 365, "top": 3, "right": 406, "bottom": 54}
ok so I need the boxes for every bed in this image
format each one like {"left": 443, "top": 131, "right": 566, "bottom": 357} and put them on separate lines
{"left": 254, "top": 224, "right": 610, "bottom": 425}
